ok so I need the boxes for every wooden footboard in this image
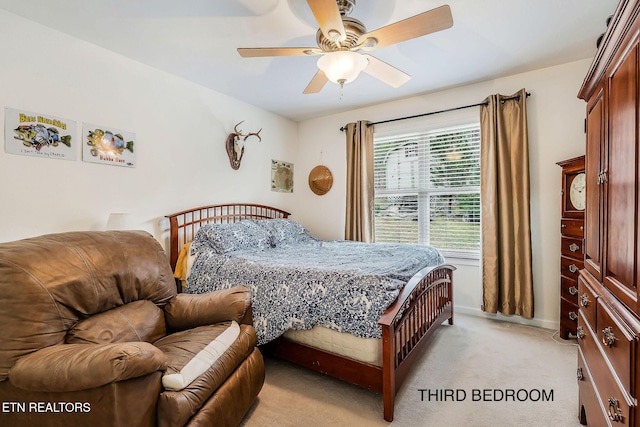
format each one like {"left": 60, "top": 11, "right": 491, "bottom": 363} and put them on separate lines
{"left": 378, "top": 264, "right": 455, "bottom": 421}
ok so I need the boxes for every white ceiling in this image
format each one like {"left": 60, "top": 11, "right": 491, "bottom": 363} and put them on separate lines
{"left": 0, "top": 0, "right": 620, "bottom": 121}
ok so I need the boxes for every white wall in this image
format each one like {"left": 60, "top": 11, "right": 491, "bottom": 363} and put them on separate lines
{"left": 295, "top": 59, "right": 591, "bottom": 329}
{"left": 0, "top": 7, "right": 592, "bottom": 330}
{"left": 0, "top": 10, "right": 299, "bottom": 250}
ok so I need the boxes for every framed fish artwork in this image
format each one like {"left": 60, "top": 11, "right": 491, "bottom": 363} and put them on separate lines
{"left": 4, "top": 107, "right": 77, "bottom": 161}
{"left": 82, "top": 122, "right": 136, "bottom": 167}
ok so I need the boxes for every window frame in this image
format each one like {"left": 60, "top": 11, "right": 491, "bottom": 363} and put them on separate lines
{"left": 372, "top": 109, "right": 481, "bottom": 261}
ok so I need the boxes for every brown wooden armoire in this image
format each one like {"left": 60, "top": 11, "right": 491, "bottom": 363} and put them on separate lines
{"left": 577, "top": 0, "right": 640, "bottom": 425}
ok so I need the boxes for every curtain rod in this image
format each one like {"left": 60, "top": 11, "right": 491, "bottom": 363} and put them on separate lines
{"left": 339, "top": 92, "right": 531, "bottom": 132}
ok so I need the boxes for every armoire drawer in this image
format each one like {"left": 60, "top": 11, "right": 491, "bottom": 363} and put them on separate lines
{"left": 597, "top": 300, "right": 635, "bottom": 393}
{"left": 578, "top": 312, "right": 633, "bottom": 426}
{"left": 577, "top": 348, "right": 607, "bottom": 427}
{"left": 578, "top": 276, "right": 597, "bottom": 330}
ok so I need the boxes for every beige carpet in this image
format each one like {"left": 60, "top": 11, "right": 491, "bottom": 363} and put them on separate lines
{"left": 240, "top": 313, "right": 581, "bottom": 427}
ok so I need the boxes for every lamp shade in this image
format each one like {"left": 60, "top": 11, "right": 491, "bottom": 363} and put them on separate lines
{"left": 106, "top": 212, "right": 134, "bottom": 230}
{"left": 317, "top": 51, "right": 369, "bottom": 84}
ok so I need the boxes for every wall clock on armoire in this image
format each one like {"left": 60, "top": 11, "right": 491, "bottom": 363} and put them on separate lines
{"left": 556, "top": 155, "right": 585, "bottom": 339}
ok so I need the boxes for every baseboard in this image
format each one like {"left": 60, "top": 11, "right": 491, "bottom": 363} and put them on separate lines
{"left": 454, "top": 305, "right": 559, "bottom": 331}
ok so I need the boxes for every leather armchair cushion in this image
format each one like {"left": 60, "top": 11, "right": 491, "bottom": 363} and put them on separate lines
{"left": 162, "top": 321, "right": 240, "bottom": 391}
{"left": 164, "top": 286, "right": 252, "bottom": 330}
{"left": 66, "top": 300, "right": 166, "bottom": 345}
{"left": 155, "top": 323, "right": 257, "bottom": 427}
{"left": 10, "top": 342, "right": 167, "bottom": 392}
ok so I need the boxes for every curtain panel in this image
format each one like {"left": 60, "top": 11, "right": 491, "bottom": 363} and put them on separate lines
{"left": 345, "top": 120, "right": 375, "bottom": 242}
{"left": 480, "top": 88, "right": 534, "bottom": 318}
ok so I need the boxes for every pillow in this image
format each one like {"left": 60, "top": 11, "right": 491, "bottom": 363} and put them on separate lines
{"left": 252, "top": 218, "right": 316, "bottom": 246}
{"left": 192, "top": 221, "right": 271, "bottom": 254}
{"left": 174, "top": 242, "right": 192, "bottom": 281}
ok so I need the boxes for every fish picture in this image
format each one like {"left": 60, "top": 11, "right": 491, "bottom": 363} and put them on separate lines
{"left": 4, "top": 107, "right": 77, "bottom": 161}
{"left": 82, "top": 122, "right": 136, "bottom": 167}
{"left": 86, "top": 128, "right": 134, "bottom": 157}
{"left": 13, "top": 124, "right": 72, "bottom": 151}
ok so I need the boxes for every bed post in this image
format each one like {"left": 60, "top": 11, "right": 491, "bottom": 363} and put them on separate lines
{"left": 168, "top": 215, "right": 179, "bottom": 271}
{"left": 448, "top": 272, "right": 454, "bottom": 325}
{"left": 381, "top": 324, "right": 396, "bottom": 421}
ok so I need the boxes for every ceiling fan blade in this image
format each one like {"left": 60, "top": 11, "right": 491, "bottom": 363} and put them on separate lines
{"left": 361, "top": 54, "right": 410, "bottom": 88}
{"left": 307, "top": 0, "right": 346, "bottom": 42}
{"left": 358, "top": 5, "right": 453, "bottom": 50}
{"left": 303, "top": 70, "right": 329, "bottom": 94}
{"left": 237, "top": 47, "right": 319, "bottom": 57}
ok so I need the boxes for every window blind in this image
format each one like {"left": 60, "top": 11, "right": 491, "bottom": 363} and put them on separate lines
{"left": 373, "top": 124, "right": 481, "bottom": 258}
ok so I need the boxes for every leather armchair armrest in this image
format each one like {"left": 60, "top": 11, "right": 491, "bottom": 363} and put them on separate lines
{"left": 164, "top": 285, "right": 252, "bottom": 330}
{"left": 10, "top": 342, "right": 167, "bottom": 392}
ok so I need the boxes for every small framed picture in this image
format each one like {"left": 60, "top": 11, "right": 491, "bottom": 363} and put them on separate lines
{"left": 82, "top": 122, "right": 136, "bottom": 167}
{"left": 5, "top": 107, "right": 77, "bottom": 161}
{"left": 271, "top": 159, "right": 293, "bottom": 193}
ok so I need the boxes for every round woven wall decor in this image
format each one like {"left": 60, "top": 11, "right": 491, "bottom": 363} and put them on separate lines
{"left": 308, "top": 165, "right": 333, "bottom": 196}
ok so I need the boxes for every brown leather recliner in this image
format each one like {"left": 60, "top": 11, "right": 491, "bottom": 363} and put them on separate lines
{"left": 0, "top": 230, "right": 264, "bottom": 427}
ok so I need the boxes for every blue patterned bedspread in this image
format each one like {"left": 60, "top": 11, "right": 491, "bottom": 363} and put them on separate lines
{"left": 187, "top": 224, "right": 444, "bottom": 345}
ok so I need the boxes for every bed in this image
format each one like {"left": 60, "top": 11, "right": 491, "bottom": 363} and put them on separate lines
{"left": 166, "top": 203, "right": 455, "bottom": 421}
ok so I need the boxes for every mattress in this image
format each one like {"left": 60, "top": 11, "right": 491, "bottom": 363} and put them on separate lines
{"left": 283, "top": 326, "right": 382, "bottom": 367}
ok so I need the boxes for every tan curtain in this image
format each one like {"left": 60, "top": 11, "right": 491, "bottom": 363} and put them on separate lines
{"left": 345, "top": 120, "right": 375, "bottom": 242}
{"left": 480, "top": 88, "right": 534, "bottom": 318}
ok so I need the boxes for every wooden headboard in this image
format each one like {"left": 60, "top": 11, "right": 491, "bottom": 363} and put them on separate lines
{"left": 165, "top": 203, "right": 290, "bottom": 270}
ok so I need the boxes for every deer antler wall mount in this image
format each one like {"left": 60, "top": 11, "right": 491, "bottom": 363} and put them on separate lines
{"left": 226, "top": 121, "right": 262, "bottom": 170}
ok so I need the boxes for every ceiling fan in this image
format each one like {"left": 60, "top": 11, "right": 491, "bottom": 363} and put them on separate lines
{"left": 237, "top": 0, "right": 454, "bottom": 94}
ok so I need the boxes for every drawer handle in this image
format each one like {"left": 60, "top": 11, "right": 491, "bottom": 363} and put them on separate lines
{"left": 602, "top": 326, "right": 617, "bottom": 348}
{"left": 561, "top": 224, "right": 567, "bottom": 228}
{"left": 569, "top": 243, "right": 580, "bottom": 252}
{"left": 569, "top": 311, "right": 578, "bottom": 321}
{"left": 608, "top": 397, "right": 623, "bottom": 422}
{"left": 569, "top": 286, "right": 578, "bottom": 295}
{"left": 576, "top": 326, "right": 585, "bottom": 340}
{"left": 569, "top": 264, "right": 579, "bottom": 273}
{"left": 580, "top": 293, "right": 590, "bottom": 307}
{"left": 576, "top": 367, "right": 584, "bottom": 381}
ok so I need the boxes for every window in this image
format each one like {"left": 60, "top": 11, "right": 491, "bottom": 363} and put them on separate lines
{"left": 373, "top": 123, "right": 481, "bottom": 259}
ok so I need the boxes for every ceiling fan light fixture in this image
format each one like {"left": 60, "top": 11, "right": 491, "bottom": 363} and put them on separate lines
{"left": 317, "top": 51, "right": 368, "bottom": 85}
